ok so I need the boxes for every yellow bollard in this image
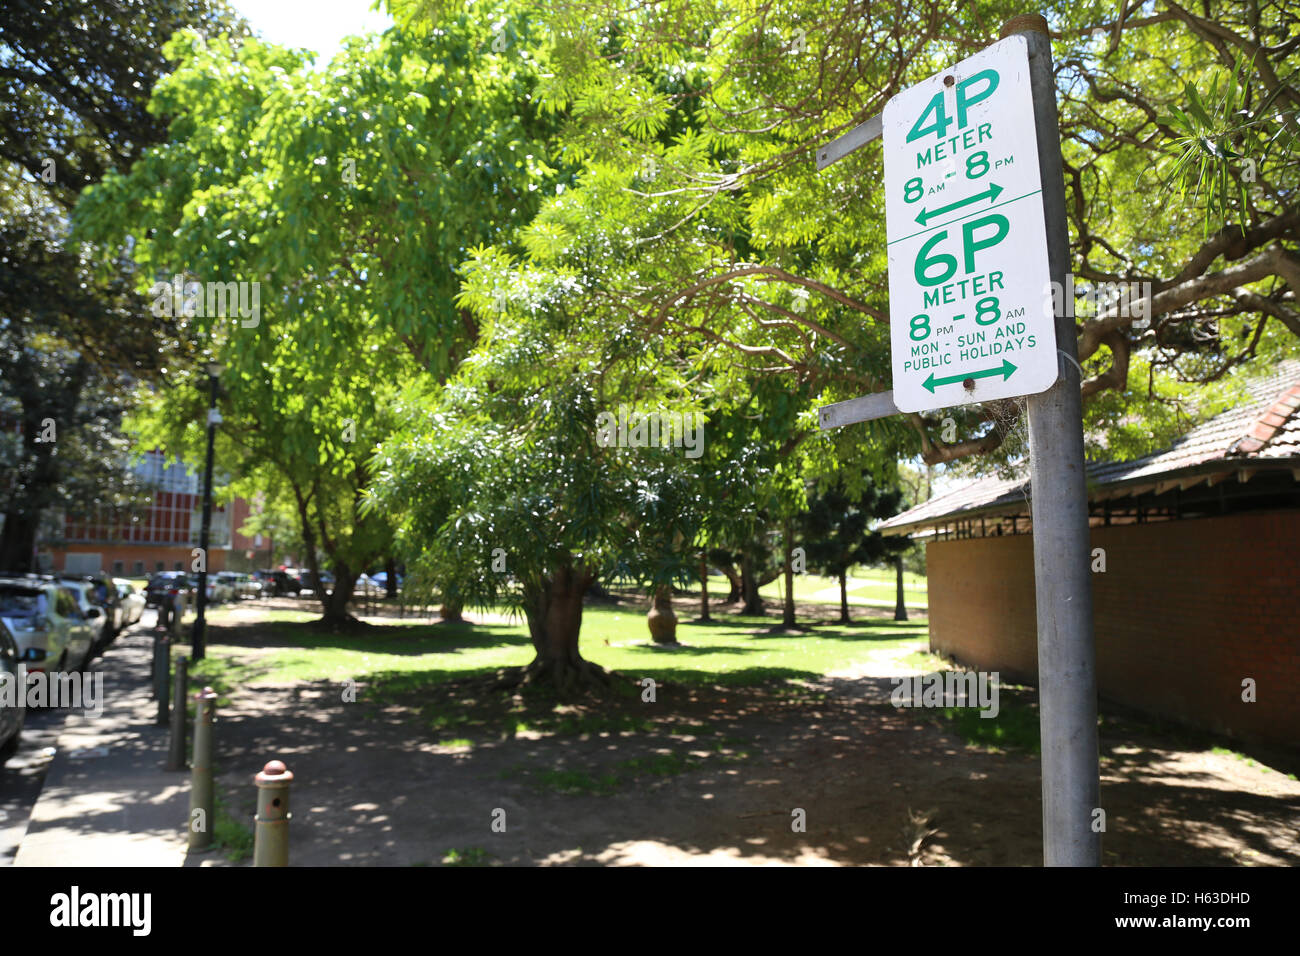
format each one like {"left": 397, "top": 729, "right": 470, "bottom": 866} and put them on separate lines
{"left": 253, "top": 759, "right": 293, "bottom": 866}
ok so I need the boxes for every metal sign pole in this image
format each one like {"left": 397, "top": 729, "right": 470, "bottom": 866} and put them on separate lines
{"left": 1007, "top": 14, "right": 1101, "bottom": 867}
{"left": 814, "top": 11, "right": 1101, "bottom": 867}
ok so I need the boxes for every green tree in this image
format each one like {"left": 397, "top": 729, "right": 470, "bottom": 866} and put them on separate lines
{"left": 799, "top": 481, "right": 907, "bottom": 624}
{"left": 75, "top": 12, "right": 561, "bottom": 622}
{"left": 370, "top": 248, "right": 712, "bottom": 691}
{"left": 391, "top": 0, "right": 1298, "bottom": 474}
{"left": 0, "top": 0, "right": 240, "bottom": 570}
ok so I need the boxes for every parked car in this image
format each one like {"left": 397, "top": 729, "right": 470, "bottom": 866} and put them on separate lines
{"left": 369, "top": 571, "right": 402, "bottom": 593}
{"left": 218, "top": 571, "right": 261, "bottom": 600}
{"left": 253, "top": 569, "right": 284, "bottom": 596}
{"left": 1, "top": 618, "right": 27, "bottom": 759}
{"left": 59, "top": 579, "right": 113, "bottom": 650}
{"left": 297, "top": 569, "right": 335, "bottom": 595}
{"left": 56, "top": 572, "right": 121, "bottom": 641}
{"left": 145, "top": 572, "right": 196, "bottom": 610}
{"left": 113, "top": 579, "right": 146, "bottom": 626}
{"left": 202, "top": 574, "right": 234, "bottom": 605}
{"left": 0, "top": 578, "right": 96, "bottom": 673}
{"left": 257, "top": 569, "right": 301, "bottom": 597}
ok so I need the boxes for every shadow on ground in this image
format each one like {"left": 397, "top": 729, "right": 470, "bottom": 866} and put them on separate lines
{"left": 193, "top": 611, "right": 1300, "bottom": 867}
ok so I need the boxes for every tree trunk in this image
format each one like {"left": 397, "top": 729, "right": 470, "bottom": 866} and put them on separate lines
{"left": 740, "top": 550, "right": 765, "bottom": 616}
{"left": 698, "top": 553, "right": 712, "bottom": 622}
{"left": 322, "top": 564, "right": 356, "bottom": 627}
{"left": 648, "top": 583, "right": 678, "bottom": 644}
{"left": 839, "top": 568, "right": 850, "bottom": 624}
{"left": 781, "top": 523, "right": 795, "bottom": 628}
{"left": 507, "top": 563, "right": 611, "bottom": 694}
{"left": 384, "top": 556, "right": 398, "bottom": 599}
{"left": 439, "top": 594, "right": 464, "bottom": 622}
{"left": 291, "top": 484, "right": 353, "bottom": 627}
{"left": 894, "top": 555, "right": 909, "bottom": 622}
{"left": 0, "top": 510, "right": 38, "bottom": 573}
{"left": 293, "top": 495, "right": 324, "bottom": 616}
{"left": 711, "top": 552, "right": 742, "bottom": 603}
{"left": 0, "top": 359, "right": 87, "bottom": 574}
{"left": 743, "top": 548, "right": 759, "bottom": 616}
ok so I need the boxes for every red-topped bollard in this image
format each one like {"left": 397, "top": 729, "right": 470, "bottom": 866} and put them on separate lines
{"left": 253, "top": 760, "right": 293, "bottom": 866}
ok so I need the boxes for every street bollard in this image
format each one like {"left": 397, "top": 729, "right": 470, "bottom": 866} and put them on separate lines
{"left": 170, "top": 590, "right": 184, "bottom": 639}
{"left": 253, "top": 760, "right": 293, "bottom": 867}
{"left": 188, "top": 686, "right": 217, "bottom": 852}
{"left": 167, "top": 656, "right": 189, "bottom": 771}
{"left": 153, "top": 633, "right": 170, "bottom": 725}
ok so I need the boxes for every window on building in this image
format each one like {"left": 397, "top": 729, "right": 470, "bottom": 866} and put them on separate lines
{"left": 156, "top": 562, "right": 165, "bottom": 573}
{"left": 134, "top": 561, "right": 145, "bottom": 575}
{"left": 112, "top": 560, "right": 124, "bottom": 575}
{"left": 174, "top": 561, "right": 183, "bottom": 571}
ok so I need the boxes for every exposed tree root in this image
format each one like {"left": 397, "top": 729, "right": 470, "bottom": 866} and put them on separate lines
{"left": 308, "top": 614, "right": 372, "bottom": 635}
{"left": 489, "top": 656, "right": 629, "bottom": 697}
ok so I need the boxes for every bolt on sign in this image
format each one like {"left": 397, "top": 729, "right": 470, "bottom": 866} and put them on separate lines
{"left": 883, "top": 34, "right": 1057, "bottom": 413}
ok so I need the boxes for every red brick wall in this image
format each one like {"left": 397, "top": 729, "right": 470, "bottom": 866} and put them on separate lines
{"left": 926, "top": 510, "right": 1300, "bottom": 749}
{"left": 55, "top": 546, "right": 229, "bottom": 576}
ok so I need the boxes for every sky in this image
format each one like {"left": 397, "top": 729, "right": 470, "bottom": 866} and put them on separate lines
{"left": 228, "top": 0, "right": 394, "bottom": 62}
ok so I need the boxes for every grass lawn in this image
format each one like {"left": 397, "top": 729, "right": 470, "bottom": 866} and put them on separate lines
{"left": 190, "top": 605, "right": 931, "bottom": 699}
{"left": 181, "top": 593, "right": 1300, "bottom": 867}
{"left": 757, "top": 568, "right": 927, "bottom": 608}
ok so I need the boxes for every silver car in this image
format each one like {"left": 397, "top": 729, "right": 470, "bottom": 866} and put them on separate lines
{"left": 114, "top": 579, "right": 147, "bottom": 626}
{"left": 224, "top": 572, "right": 262, "bottom": 600}
{"left": 0, "top": 579, "right": 96, "bottom": 674}
{"left": 1, "top": 618, "right": 27, "bottom": 759}
{"left": 53, "top": 580, "right": 111, "bottom": 656}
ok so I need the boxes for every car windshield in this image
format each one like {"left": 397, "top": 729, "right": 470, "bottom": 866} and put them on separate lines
{"left": 0, "top": 588, "right": 42, "bottom": 617}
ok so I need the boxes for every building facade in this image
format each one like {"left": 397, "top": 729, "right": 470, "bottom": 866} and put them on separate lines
{"left": 881, "top": 361, "right": 1300, "bottom": 752}
{"left": 37, "top": 451, "right": 271, "bottom": 576}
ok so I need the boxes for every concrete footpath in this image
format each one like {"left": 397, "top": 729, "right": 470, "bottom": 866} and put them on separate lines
{"left": 13, "top": 616, "right": 191, "bottom": 866}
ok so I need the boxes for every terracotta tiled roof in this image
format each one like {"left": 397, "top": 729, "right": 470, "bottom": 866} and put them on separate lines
{"left": 880, "top": 358, "right": 1300, "bottom": 532}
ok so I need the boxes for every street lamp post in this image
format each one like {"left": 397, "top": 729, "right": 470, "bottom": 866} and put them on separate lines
{"left": 192, "top": 362, "right": 224, "bottom": 661}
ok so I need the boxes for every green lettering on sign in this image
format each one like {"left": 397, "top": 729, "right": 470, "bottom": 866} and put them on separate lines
{"left": 906, "top": 92, "right": 952, "bottom": 143}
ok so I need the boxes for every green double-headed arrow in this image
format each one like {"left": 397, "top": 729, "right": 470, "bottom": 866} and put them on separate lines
{"left": 923, "top": 359, "right": 1017, "bottom": 393}
{"left": 914, "top": 182, "right": 1004, "bottom": 225}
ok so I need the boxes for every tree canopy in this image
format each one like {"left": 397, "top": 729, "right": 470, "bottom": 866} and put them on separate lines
{"left": 37, "top": 0, "right": 1298, "bottom": 661}
{"left": 0, "top": 0, "right": 242, "bottom": 570}
{"left": 74, "top": 10, "right": 563, "bottom": 620}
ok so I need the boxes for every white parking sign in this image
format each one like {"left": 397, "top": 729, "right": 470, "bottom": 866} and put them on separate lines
{"left": 883, "top": 34, "right": 1058, "bottom": 413}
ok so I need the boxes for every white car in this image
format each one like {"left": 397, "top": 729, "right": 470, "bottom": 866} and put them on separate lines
{"left": 113, "top": 579, "right": 146, "bottom": 626}
{"left": 202, "top": 575, "right": 234, "bottom": 604}
{"left": 54, "top": 579, "right": 112, "bottom": 652}
{"left": 1, "top": 619, "right": 26, "bottom": 758}
{"left": 0, "top": 578, "right": 96, "bottom": 673}
{"left": 217, "top": 571, "right": 261, "bottom": 600}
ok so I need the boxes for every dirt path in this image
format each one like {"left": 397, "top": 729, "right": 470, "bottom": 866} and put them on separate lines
{"left": 191, "top": 633, "right": 1300, "bottom": 867}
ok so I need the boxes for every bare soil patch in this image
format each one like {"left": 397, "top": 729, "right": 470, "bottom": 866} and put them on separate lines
{"left": 195, "top": 615, "right": 1300, "bottom": 867}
